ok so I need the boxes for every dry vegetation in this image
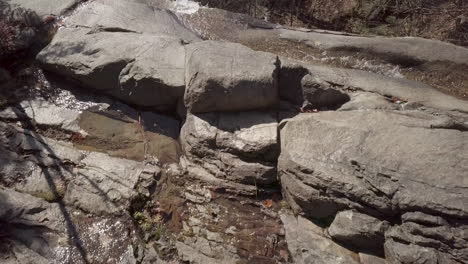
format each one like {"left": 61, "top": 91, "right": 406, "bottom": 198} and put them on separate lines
{"left": 198, "top": 0, "right": 468, "bottom": 46}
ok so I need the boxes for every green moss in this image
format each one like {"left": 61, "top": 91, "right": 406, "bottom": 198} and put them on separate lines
{"left": 133, "top": 211, "right": 145, "bottom": 222}
{"left": 133, "top": 211, "right": 169, "bottom": 241}
{"left": 151, "top": 223, "right": 167, "bottom": 241}
{"left": 385, "top": 16, "right": 397, "bottom": 24}
{"left": 279, "top": 200, "right": 290, "bottom": 209}
{"left": 31, "top": 186, "right": 66, "bottom": 202}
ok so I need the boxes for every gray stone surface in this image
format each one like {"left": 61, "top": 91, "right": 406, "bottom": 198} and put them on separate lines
{"left": 281, "top": 213, "right": 360, "bottom": 264}
{"left": 0, "top": 120, "right": 159, "bottom": 215}
{"left": 180, "top": 112, "right": 278, "bottom": 185}
{"left": 37, "top": 27, "right": 186, "bottom": 110}
{"left": 279, "top": 29, "right": 468, "bottom": 66}
{"left": 279, "top": 110, "right": 468, "bottom": 262}
{"left": 300, "top": 74, "right": 350, "bottom": 109}
{"left": 279, "top": 110, "right": 468, "bottom": 218}
{"left": 184, "top": 40, "right": 280, "bottom": 113}
{"left": 384, "top": 238, "right": 458, "bottom": 264}
{"left": 279, "top": 66, "right": 350, "bottom": 110}
{"left": 181, "top": 158, "right": 258, "bottom": 197}
{"left": 65, "top": 0, "right": 200, "bottom": 42}
{"left": 176, "top": 239, "right": 238, "bottom": 264}
{"left": 328, "top": 210, "right": 389, "bottom": 253}
{"left": 8, "top": 0, "right": 81, "bottom": 17}
{"left": 359, "top": 253, "right": 387, "bottom": 264}
{"left": 281, "top": 60, "right": 468, "bottom": 113}
{"left": 0, "top": 187, "right": 66, "bottom": 232}
{"left": 64, "top": 152, "right": 157, "bottom": 215}
{"left": 339, "top": 91, "right": 398, "bottom": 111}
{"left": 385, "top": 212, "right": 468, "bottom": 263}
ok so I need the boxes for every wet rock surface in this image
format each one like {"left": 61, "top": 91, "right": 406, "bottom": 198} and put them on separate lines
{"left": 1, "top": 0, "right": 468, "bottom": 263}
{"left": 0, "top": 122, "right": 142, "bottom": 263}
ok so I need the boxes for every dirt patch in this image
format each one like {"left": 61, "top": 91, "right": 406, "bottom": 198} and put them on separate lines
{"left": 194, "top": 0, "right": 468, "bottom": 47}
{"left": 148, "top": 164, "right": 290, "bottom": 263}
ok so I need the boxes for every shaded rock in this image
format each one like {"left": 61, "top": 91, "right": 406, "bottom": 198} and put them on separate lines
{"left": 37, "top": 27, "right": 186, "bottom": 110}
{"left": 279, "top": 66, "right": 350, "bottom": 110}
{"left": 385, "top": 212, "right": 468, "bottom": 263}
{"left": 66, "top": 0, "right": 200, "bottom": 42}
{"left": 184, "top": 40, "right": 279, "bottom": 113}
{"left": 0, "top": 122, "right": 83, "bottom": 199}
{"left": 0, "top": 188, "right": 139, "bottom": 264}
{"left": 0, "top": 121, "right": 84, "bottom": 164}
{"left": 8, "top": 0, "right": 82, "bottom": 17}
{"left": 0, "top": 120, "right": 159, "bottom": 215}
{"left": 0, "top": 1, "right": 48, "bottom": 60}
{"left": 281, "top": 213, "right": 360, "bottom": 264}
{"left": 328, "top": 210, "right": 389, "bottom": 253}
{"left": 0, "top": 99, "right": 82, "bottom": 132}
{"left": 301, "top": 74, "right": 350, "bottom": 109}
{"left": 0, "top": 68, "right": 11, "bottom": 83}
{"left": 400, "top": 211, "right": 449, "bottom": 226}
{"left": 180, "top": 112, "right": 278, "bottom": 185}
{"left": 279, "top": 29, "right": 468, "bottom": 66}
{"left": 0, "top": 187, "right": 66, "bottom": 232}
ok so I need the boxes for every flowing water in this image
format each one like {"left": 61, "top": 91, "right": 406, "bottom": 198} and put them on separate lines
{"left": 170, "top": 0, "right": 200, "bottom": 14}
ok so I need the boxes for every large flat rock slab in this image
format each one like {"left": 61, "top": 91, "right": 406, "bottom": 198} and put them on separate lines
{"left": 279, "top": 110, "right": 468, "bottom": 218}
{"left": 279, "top": 29, "right": 468, "bottom": 66}
{"left": 37, "top": 27, "right": 186, "bottom": 110}
{"left": 279, "top": 110, "right": 468, "bottom": 263}
{"left": 65, "top": 0, "right": 200, "bottom": 41}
